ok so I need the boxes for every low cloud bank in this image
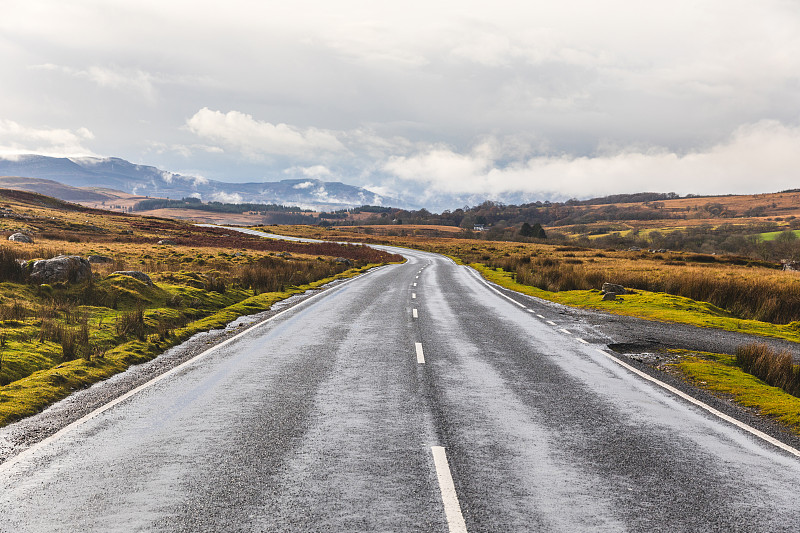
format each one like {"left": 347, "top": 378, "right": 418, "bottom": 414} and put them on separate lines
{"left": 382, "top": 120, "right": 800, "bottom": 200}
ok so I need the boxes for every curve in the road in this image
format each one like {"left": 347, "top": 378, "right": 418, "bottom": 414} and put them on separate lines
{"left": 2, "top": 229, "right": 800, "bottom": 532}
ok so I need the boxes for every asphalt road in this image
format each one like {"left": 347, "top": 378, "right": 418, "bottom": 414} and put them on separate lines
{"left": 2, "top": 247, "right": 800, "bottom": 532}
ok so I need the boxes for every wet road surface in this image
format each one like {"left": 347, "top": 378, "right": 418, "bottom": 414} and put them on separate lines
{"left": 2, "top": 247, "right": 800, "bottom": 532}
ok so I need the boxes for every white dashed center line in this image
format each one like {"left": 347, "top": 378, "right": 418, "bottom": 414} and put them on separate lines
{"left": 412, "top": 293, "right": 417, "bottom": 299}
{"left": 559, "top": 328, "right": 572, "bottom": 335}
{"left": 546, "top": 320, "right": 557, "bottom": 326}
{"left": 413, "top": 282, "right": 417, "bottom": 287}
{"left": 413, "top": 308, "right": 418, "bottom": 319}
{"left": 415, "top": 342, "right": 425, "bottom": 364}
{"left": 431, "top": 446, "right": 468, "bottom": 533}
{"left": 577, "top": 338, "right": 589, "bottom": 344}
{"left": 536, "top": 314, "right": 545, "bottom": 319}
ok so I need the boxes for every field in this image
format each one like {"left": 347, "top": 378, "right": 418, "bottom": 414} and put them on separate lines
{"left": 0, "top": 190, "right": 402, "bottom": 426}
{"left": 263, "top": 223, "right": 800, "bottom": 432}
{"left": 5, "top": 185, "right": 800, "bottom": 435}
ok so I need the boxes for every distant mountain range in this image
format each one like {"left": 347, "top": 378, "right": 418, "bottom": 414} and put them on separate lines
{"left": 0, "top": 155, "right": 404, "bottom": 210}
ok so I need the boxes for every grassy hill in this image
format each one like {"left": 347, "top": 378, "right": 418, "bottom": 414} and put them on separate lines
{"left": 0, "top": 189, "right": 402, "bottom": 426}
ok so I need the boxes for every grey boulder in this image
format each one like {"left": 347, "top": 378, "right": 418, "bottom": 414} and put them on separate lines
{"left": 8, "top": 232, "right": 33, "bottom": 243}
{"left": 30, "top": 255, "right": 92, "bottom": 283}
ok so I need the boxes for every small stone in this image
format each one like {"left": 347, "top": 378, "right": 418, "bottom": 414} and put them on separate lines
{"left": 87, "top": 255, "right": 113, "bottom": 264}
{"left": 8, "top": 232, "right": 33, "bottom": 243}
{"left": 601, "top": 282, "right": 627, "bottom": 295}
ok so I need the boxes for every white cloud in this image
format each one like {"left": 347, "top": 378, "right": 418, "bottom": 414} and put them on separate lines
{"left": 209, "top": 191, "right": 243, "bottom": 203}
{"left": 191, "top": 174, "right": 209, "bottom": 186}
{"left": 0, "top": 119, "right": 95, "bottom": 157}
{"left": 3, "top": 1, "right": 800, "bottom": 208}
{"left": 186, "top": 108, "right": 346, "bottom": 159}
{"left": 293, "top": 181, "right": 315, "bottom": 189}
{"left": 145, "top": 141, "right": 225, "bottom": 158}
{"left": 284, "top": 165, "right": 332, "bottom": 179}
{"left": 360, "top": 183, "right": 398, "bottom": 199}
{"left": 31, "top": 64, "right": 159, "bottom": 102}
{"left": 313, "top": 186, "right": 329, "bottom": 201}
{"left": 383, "top": 121, "right": 800, "bottom": 199}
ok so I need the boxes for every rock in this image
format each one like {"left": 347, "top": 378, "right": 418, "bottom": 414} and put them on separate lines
{"left": 157, "top": 239, "right": 177, "bottom": 245}
{"left": 783, "top": 260, "right": 800, "bottom": 271}
{"left": 334, "top": 257, "right": 353, "bottom": 266}
{"left": 8, "top": 232, "right": 33, "bottom": 243}
{"left": 110, "top": 270, "right": 153, "bottom": 286}
{"left": 601, "top": 282, "right": 627, "bottom": 295}
{"left": 87, "top": 255, "right": 113, "bottom": 264}
{"left": 602, "top": 292, "right": 617, "bottom": 301}
{"left": 628, "top": 247, "right": 641, "bottom": 251}
{"left": 30, "top": 255, "right": 92, "bottom": 283}
{"left": 277, "top": 252, "right": 292, "bottom": 258}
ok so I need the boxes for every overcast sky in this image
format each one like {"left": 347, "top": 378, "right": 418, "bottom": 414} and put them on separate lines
{"left": 1, "top": 0, "right": 799, "bottom": 209}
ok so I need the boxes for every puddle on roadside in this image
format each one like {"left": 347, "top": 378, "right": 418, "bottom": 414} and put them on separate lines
{"left": 607, "top": 342, "right": 684, "bottom": 368}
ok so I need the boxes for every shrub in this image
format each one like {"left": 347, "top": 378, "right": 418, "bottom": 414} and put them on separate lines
{"left": 0, "top": 300, "right": 28, "bottom": 321}
{"left": 116, "top": 306, "right": 146, "bottom": 340}
{"left": 0, "top": 246, "right": 27, "bottom": 283}
{"left": 735, "top": 343, "right": 800, "bottom": 397}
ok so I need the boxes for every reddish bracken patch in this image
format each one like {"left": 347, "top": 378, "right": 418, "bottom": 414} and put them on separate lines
{"left": 139, "top": 225, "right": 404, "bottom": 263}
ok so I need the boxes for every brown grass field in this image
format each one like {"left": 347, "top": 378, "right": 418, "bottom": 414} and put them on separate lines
{"left": 265, "top": 224, "right": 800, "bottom": 325}
{"left": 5, "top": 188, "right": 800, "bottom": 428}
{"left": 0, "top": 189, "right": 404, "bottom": 425}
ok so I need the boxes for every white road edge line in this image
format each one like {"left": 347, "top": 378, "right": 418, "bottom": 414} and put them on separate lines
{"left": 416, "top": 342, "right": 426, "bottom": 364}
{"left": 465, "top": 268, "right": 526, "bottom": 308}
{"left": 593, "top": 348, "right": 800, "bottom": 458}
{"left": 0, "top": 267, "right": 381, "bottom": 473}
{"left": 413, "top": 308, "right": 419, "bottom": 319}
{"left": 431, "top": 446, "right": 468, "bottom": 533}
{"left": 559, "top": 328, "right": 572, "bottom": 335}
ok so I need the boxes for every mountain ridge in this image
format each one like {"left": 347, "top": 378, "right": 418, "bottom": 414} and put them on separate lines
{"left": 0, "top": 154, "right": 405, "bottom": 210}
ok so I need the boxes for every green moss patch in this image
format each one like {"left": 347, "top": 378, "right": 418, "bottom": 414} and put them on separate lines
{"left": 0, "top": 263, "right": 386, "bottom": 426}
{"left": 673, "top": 352, "right": 800, "bottom": 434}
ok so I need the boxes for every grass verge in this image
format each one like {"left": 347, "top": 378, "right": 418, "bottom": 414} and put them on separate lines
{"left": 471, "top": 263, "right": 800, "bottom": 344}
{"left": 0, "top": 263, "right": 384, "bottom": 427}
{"left": 670, "top": 350, "right": 800, "bottom": 435}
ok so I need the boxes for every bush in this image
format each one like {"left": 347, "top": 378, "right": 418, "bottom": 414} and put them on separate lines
{"left": 735, "top": 343, "right": 800, "bottom": 397}
{"left": 116, "top": 307, "right": 146, "bottom": 340}
{"left": 0, "top": 246, "right": 27, "bottom": 283}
